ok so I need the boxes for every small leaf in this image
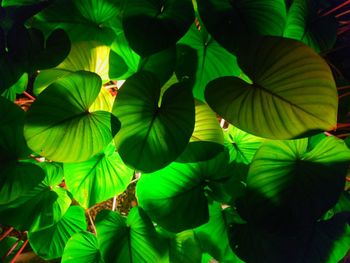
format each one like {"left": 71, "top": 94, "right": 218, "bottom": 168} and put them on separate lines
{"left": 206, "top": 36, "right": 337, "bottom": 139}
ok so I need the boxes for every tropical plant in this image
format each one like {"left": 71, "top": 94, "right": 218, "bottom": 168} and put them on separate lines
{"left": 0, "top": 0, "right": 350, "bottom": 262}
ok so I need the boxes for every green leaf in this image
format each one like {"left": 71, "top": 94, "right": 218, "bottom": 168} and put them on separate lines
{"left": 284, "top": 0, "right": 338, "bottom": 53}
{"left": 178, "top": 24, "right": 241, "bottom": 102}
{"left": 29, "top": 206, "right": 87, "bottom": 260}
{"left": 0, "top": 96, "right": 29, "bottom": 162}
{"left": 122, "top": 0, "right": 194, "bottom": 56}
{"left": 205, "top": 36, "right": 337, "bottom": 139}
{"left": 0, "top": 161, "right": 45, "bottom": 204}
{"left": 136, "top": 149, "right": 232, "bottom": 232}
{"left": 1, "top": 72, "right": 28, "bottom": 102}
{"left": 238, "top": 136, "right": 350, "bottom": 231}
{"left": 195, "top": 202, "right": 243, "bottom": 263}
{"left": 62, "top": 231, "right": 105, "bottom": 263}
{"left": 95, "top": 207, "right": 168, "bottom": 263}
{"left": 89, "top": 86, "right": 115, "bottom": 112}
{"left": 64, "top": 144, "right": 134, "bottom": 208}
{"left": 169, "top": 230, "right": 202, "bottom": 263}
{"left": 34, "top": 41, "right": 111, "bottom": 95}
{"left": 32, "top": 0, "right": 118, "bottom": 44}
{"left": 197, "top": 0, "right": 287, "bottom": 53}
{"left": 113, "top": 71, "right": 195, "bottom": 172}
{"left": 25, "top": 71, "right": 120, "bottom": 163}
{"left": 0, "top": 236, "right": 23, "bottom": 263}
{"left": 229, "top": 213, "right": 350, "bottom": 263}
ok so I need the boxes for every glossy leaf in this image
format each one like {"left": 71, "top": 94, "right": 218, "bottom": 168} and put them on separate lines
{"left": 168, "top": 230, "right": 202, "bottom": 263}
{"left": 206, "top": 36, "right": 338, "bottom": 139}
{"left": 238, "top": 135, "right": 350, "bottom": 230}
{"left": 136, "top": 149, "right": 232, "bottom": 232}
{"left": 113, "top": 71, "right": 195, "bottom": 172}
{"left": 122, "top": 0, "right": 194, "bottom": 56}
{"left": 1, "top": 72, "right": 27, "bottom": 102}
{"left": 284, "top": 0, "right": 338, "bottom": 53}
{"left": 25, "top": 71, "right": 120, "bottom": 163}
{"left": 178, "top": 24, "right": 241, "bottom": 102}
{"left": 0, "top": 96, "right": 29, "bottom": 162}
{"left": 29, "top": 206, "right": 87, "bottom": 260}
{"left": 34, "top": 41, "right": 111, "bottom": 95}
{"left": 95, "top": 207, "right": 168, "bottom": 263}
{"left": 62, "top": 231, "right": 105, "bottom": 263}
{"left": 229, "top": 213, "right": 350, "bottom": 263}
{"left": 197, "top": 0, "right": 287, "bottom": 53}
{"left": 64, "top": 144, "right": 134, "bottom": 208}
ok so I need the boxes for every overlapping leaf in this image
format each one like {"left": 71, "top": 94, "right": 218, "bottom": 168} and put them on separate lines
{"left": 113, "top": 71, "right": 195, "bottom": 172}
{"left": 64, "top": 144, "right": 134, "bottom": 208}
{"left": 206, "top": 36, "right": 338, "bottom": 139}
{"left": 25, "top": 71, "right": 120, "bottom": 163}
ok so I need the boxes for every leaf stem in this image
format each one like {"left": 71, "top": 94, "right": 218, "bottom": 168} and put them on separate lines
{"left": 322, "top": 0, "right": 350, "bottom": 17}
{"left": 4, "top": 238, "right": 21, "bottom": 260}
{"left": 87, "top": 210, "right": 97, "bottom": 236}
{"left": 0, "top": 227, "right": 13, "bottom": 242}
{"left": 339, "top": 91, "right": 350, "bottom": 99}
{"left": 337, "top": 123, "right": 350, "bottom": 129}
{"left": 9, "top": 238, "right": 28, "bottom": 263}
{"left": 337, "top": 85, "right": 350, "bottom": 91}
{"left": 112, "top": 196, "right": 118, "bottom": 211}
{"left": 23, "top": 91, "right": 35, "bottom": 101}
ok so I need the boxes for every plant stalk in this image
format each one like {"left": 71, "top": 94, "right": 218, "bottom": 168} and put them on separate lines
{"left": 0, "top": 227, "right": 14, "bottom": 242}
{"left": 9, "top": 239, "right": 29, "bottom": 263}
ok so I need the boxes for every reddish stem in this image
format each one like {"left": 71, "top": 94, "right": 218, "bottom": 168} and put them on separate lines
{"left": 9, "top": 239, "right": 29, "bottom": 263}
{"left": 0, "top": 227, "right": 13, "bottom": 242}
{"left": 339, "top": 91, "right": 350, "bottom": 99}
{"left": 338, "top": 85, "right": 350, "bottom": 91}
{"left": 336, "top": 133, "right": 350, "bottom": 138}
{"left": 337, "top": 123, "right": 350, "bottom": 129}
{"left": 4, "top": 238, "right": 21, "bottom": 259}
{"left": 322, "top": 0, "right": 350, "bottom": 16}
{"left": 23, "top": 91, "right": 35, "bottom": 101}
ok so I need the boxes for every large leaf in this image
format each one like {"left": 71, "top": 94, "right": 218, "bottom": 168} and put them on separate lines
{"left": 95, "top": 207, "right": 168, "bottom": 263}
{"left": 24, "top": 71, "right": 120, "bottom": 163}
{"left": 178, "top": 24, "right": 241, "bottom": 102}
{"left": 64, "top": 144, "right": 134, "bottom": 208}
{"left": 205, "top": 36, "right": 338, "bottom": 139}
{"left": 284, "top": 0, "right": 338, "bottom": 53}
{"left": 197, "top": 0, "right": 287, "bottom": 53}
{"left": 122, "top": 0, "right": 194, "bottom": 56}
{"left": 32, "top": 0, "right": 120, "bottom": 44}
{"left": 113, "top": 71, "right": 195, "bottom": 172}
{"left": 62, "top": 231, "right": 105, "bottom": 263}
{"left": 238, "top": 135, "right": 350, "bottom": 231}
{"left": 0, "top": 96, "right": 29, "bottom": 162}
{"left": 34, "top": 41, "right": 111, "bottom": 95}
{"left": 1, "top": 72, "right": 27, "bottom": 102}
{"left": 28, "top": 206, "right": 87, "bottom": 260}
{"left": 136, "top": 149, "right": 233, "bottom": 232}
{"left": 229, "top": 213, "right": 350, "bottom": 263}
{"left": 194, "top": 202, "right": 243, "bottom": 263}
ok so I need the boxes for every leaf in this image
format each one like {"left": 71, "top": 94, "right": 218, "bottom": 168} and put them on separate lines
{"left": 1, "top": 72, "right": 28, "bottom": 102}
{"left": 0, "top": 237, "right": 23, "bottom": 263}
{"left": 168, "top": 230, "right": 202, "bottom": 263}
{"left": 194, "top": 202, "right": 243, "bottom": 263}
{"left": 34, "top": 41, "right": 111, "bottom": 95}
{"left": 25, "top": 71, "right": 120, "bottom": 163}
{"left": 284, "top": 0, "right": 338, "bottom": 53}
{"left": 136, "top": 149, "right": 232, "bottom": 232}
{"left": 0, "top": 96, "right": 29, "bottom": 162}
{"left": 205, "top": 36, "right": 338, "bottom": 139}
{"left": 113, "top": 71, "right": 195, "bottom": 172}
{"left": 122, "top": 0, "right": 194, "bottom": 56}
{"left": 89, "top": 86, "right": 115, "bottom": 112}
{"left": 178, "top": 24, "right": 241, "bottom": 102}
{"left": 229, "top": 213, "right": 350, "bottom": 263}
{"left": 95, "top": 207, "right": 168, "bottom": 263}
{"left": 197, "top": 0, "right": 287, "bottom": 53}
{"left": 64, "top": 144, "right": 134, "bottom": 208}
{"left": 32, "top": 0, "right": 118, "bottom": 44}
{"left": 0, "top": 161, "right": 45, "bottom": 204}
{"left": 62, "top": 231, "right": 105, "bottom": 263}
{"left": 28, "top": 206, "right": 87, "bottom": 260}
{"left": 238, "top": 135, "right": 350, "bottom": 231}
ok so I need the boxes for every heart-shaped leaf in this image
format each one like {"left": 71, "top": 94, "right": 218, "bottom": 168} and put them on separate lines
{"left": 178, "top": 24, "right": 241, "bottom": 102}
{"left": 136, "top": 149, "right": 233, "bottom": 232}
{"left": 284, "top": 0, "right": 338, "bottom": 53}
{"left": 122, "top": 0, "right": 194, "bottom": 56}
{"left": 238, "top": 135, "right": 350, "bottom": 231}
{"left": 28, "top": 206, "right": 87, "bottom": 260}
{"left": 95, "top": 207, "right": 168, "bottom": 262}
{"left": 197, "top": 0, "right": 287, "bottom": 53}
{"left": 62, "top": 231, "right": 105, "bottom": 263}
{"left": 113, "top": 71, "right": 195, "bottom": 172}
{"left": 64, "top": 144, "right": 134, "bottom": 208}
{"left": 205, "top": 36, "right": 338, "bottom": 139}
{"left": 25, "top": 71, "right": 120, "bottom": 163}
